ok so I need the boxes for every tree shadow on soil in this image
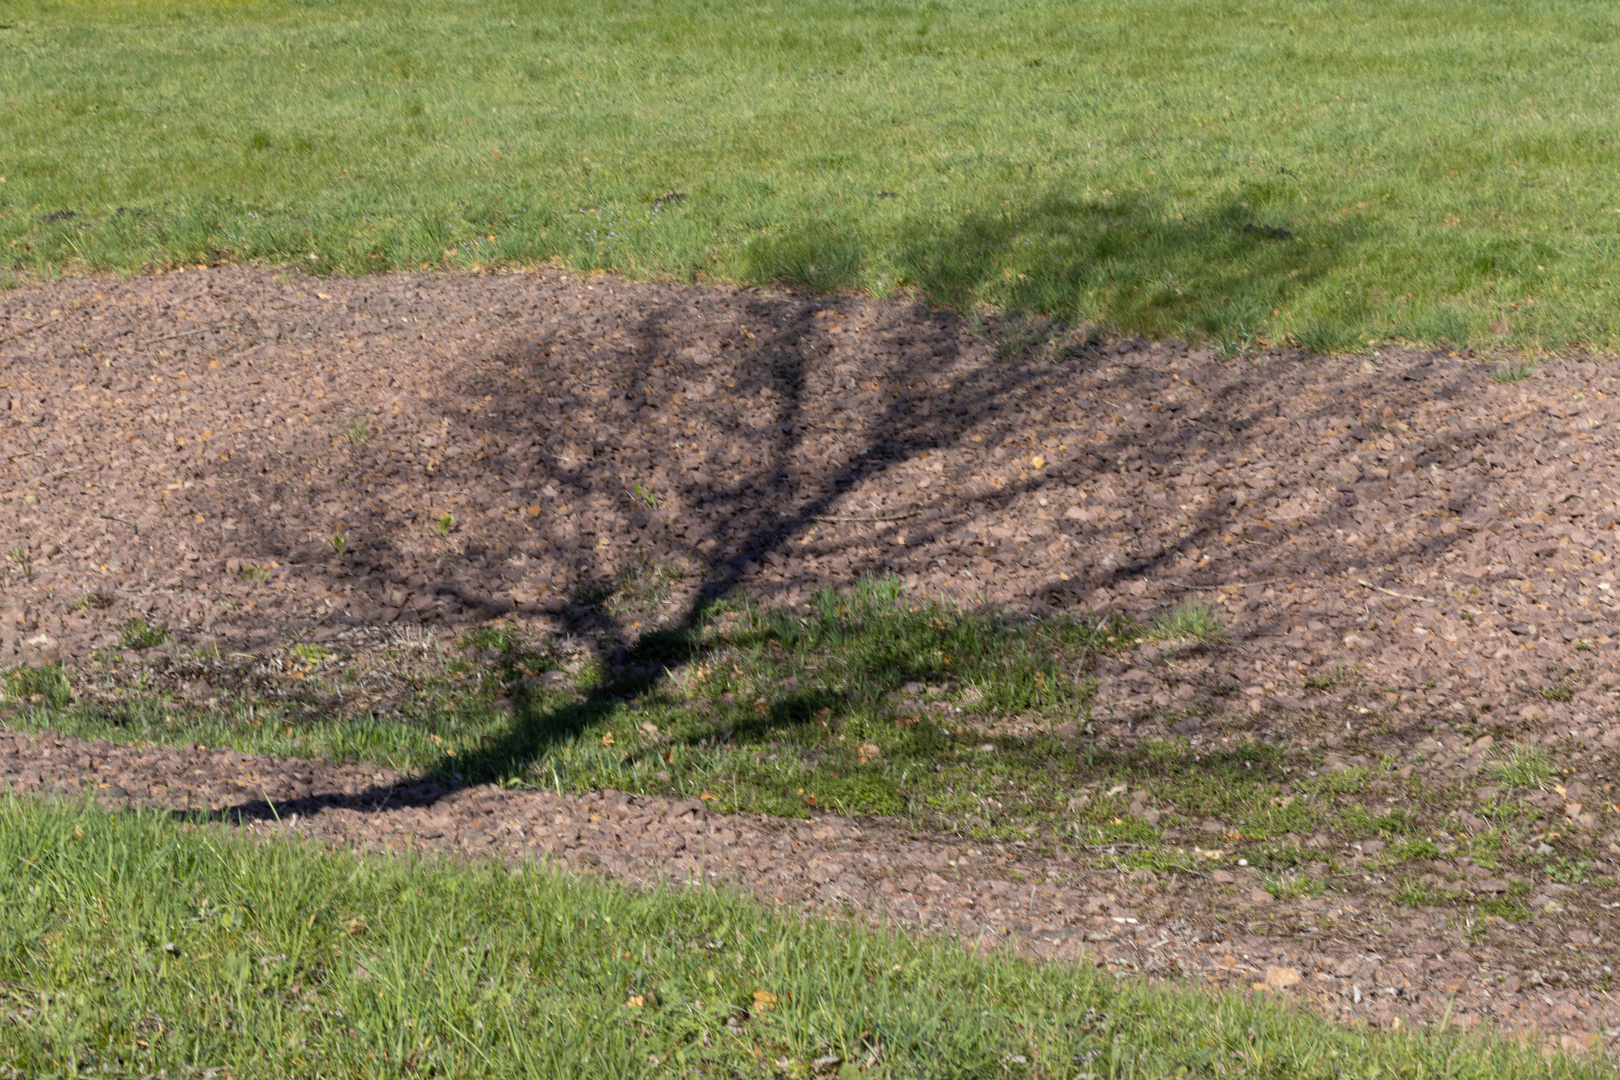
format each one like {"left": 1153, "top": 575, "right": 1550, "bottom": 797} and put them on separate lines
{"left": 429, "top": 282, "right": 1086, "bottom": 780}
{"left": 197, "top": 211, "right": 1486, "bottom": 820}
{"left": 196, "top": 257, "right": 1106, "bottom": 803}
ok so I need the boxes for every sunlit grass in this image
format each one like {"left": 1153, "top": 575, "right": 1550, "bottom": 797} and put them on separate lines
{"left": 1490, "top": 742, "right": 1556, "bottom": 790}
{"left": 3, "top": 0, "right": 1620, "bottom": 349}
{"left": 1148, "top": 599, "right": 1225, "bottom": 643}
{"left": 0, "top": 796, "right": 1608, "bottom": 1078}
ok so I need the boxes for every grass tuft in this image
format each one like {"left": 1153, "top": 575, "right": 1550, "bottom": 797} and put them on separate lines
{"left": 1147, "top": 600, "right": 1225, "bottom": 643}
{"left": 1489, "top": 743, "right": 1554, "bottom": 791}
{"left": 1539, "top": 681, "right": 1575, "bottom": 703}
{"left": 118, "top": 615, "right": 170, "bottom": 651}
{"left": 1303, "top": 664, "right": 1355, "bottom": 691}
{"left": 289, "top": 643, "right": 330, "bottom": 664}
{"left": 1393, "top": 877, "right": 1470, "bottom": 908}
{"left": 1, "top": 664, "right": 70, "bottom": 708}
{"left": 70, "top": 588, "right": 117, "bottom": 612}
{"left": 1489, "top": 361, "right": 1536, "bottom": 384}
{"left": 1262, "top": 872, "right": 1325, "bottom": 901}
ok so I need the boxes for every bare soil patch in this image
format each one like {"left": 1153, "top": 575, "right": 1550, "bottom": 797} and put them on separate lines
{"left": 3, "top": 266, "right": 1617, "bottom": 686}
{"left": 6, "top": 266, "right": 1620, "bottom": 1049}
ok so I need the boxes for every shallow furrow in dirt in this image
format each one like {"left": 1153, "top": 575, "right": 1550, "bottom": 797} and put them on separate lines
{"left": 2, "top": 727, "right": 1617, "bottom": 1048}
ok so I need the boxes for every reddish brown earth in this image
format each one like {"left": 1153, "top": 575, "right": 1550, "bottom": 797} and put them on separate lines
{"left": 7, "top": 265, "right": 1620, "bottom": 1051}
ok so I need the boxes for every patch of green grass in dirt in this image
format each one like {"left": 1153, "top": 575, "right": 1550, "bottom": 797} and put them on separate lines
{"left": 11, "top": 580, "right": 1311, "bottom": 850}
{"left": 1539, "top": 681, "right": 1577, "bottom": 703}
{"left": 1261, "top": 871, "right": 1325, "bottom": 902}
{"left": 1466, "top": 830, "right": 1511, "bottom": 871}
{"left": 1532, "top": 854, "right": 1604, "bottom": 887}
{"left": 1302, "top": 664, "right": 1357, "bottom": 692}
{"left": 0, "top": 582, "right": 1293, "bottom": 845}
{"left": 0, "top": 652, "right": 532, "bottom": 774}
{"left": 69, "top": 587, "right": 117, "bottom": 614}
{"left": 1476, "top": 895, "right": 1536, "bottom": 923}
{"left": 2, "top": 663, "right": 70, "bottom": 709}
{"left": 117, "top": 615, "right": 169, "bottom": 651}
{"left": 4, "top": 579, "right": 1125, "bottom": 821}
{"left": 1387, "top": 837, "right": 1443, "bottom": 862}
{"left": 0, "top": 579, "right": 1604, "bottom": 895}
{"left": 464, "top": 578, "right": 1151, "bottom": 835}
{"left": 0, "top": 796, "right": 1608, "bottom": 1080}
{"left": 1302, "top": 766, "right": 1374, "bottom": 797}
{"left": 1490, "top": 360, "right": 1538, "bottom": 384}
{"left": 1393, "top": 877, "right": 1472, "bottom": 909}
{"left": 6, "top": 1, "right": 1620, "bottom": 351}
{"left": 1489, "top": 743, "right": 1556, "bottom": 791}
{"left": 1147, "top": 599, "right": 1225, "bottom": 644}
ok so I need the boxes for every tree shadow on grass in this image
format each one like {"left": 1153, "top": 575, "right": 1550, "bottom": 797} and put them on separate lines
{"left": 896, "top": 188, "right": 1375, "bottom": 353}
{"left": 743, "top": 222, "right": 866, "bottom": 294}
{"left": 445, "top": 576, "right": 1113, "bottom": 786}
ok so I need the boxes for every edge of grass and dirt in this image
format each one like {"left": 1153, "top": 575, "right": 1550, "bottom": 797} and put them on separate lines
{"left": 2, "top": 582, "right": 1222, "bottom": 835}
{"left": 6, "top": 579, "right": 1620, "bottom": 943}
{"left": 1, "top": 794, "right": 1611, "bottom": 1079}
{"left": 8, "top": 0, "right": 1620, "bottom": 352}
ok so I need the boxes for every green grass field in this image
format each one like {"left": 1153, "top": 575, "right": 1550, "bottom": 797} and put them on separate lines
{"left": 4, "top": 0, "right": 1620, "bottom": 351}
{"left": 0, "top": 796, "right": 1607, "bottom": 1079}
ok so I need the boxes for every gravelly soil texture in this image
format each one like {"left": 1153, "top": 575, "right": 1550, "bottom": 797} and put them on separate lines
{"left": 8, "top": 266, "right": 1620, "bottom": 1050}
{"left": 3, "top": 728, "right": 1619, "bottom": 1052}
{"left": 3, "top": 266, "right": 1619, "bottom": 690}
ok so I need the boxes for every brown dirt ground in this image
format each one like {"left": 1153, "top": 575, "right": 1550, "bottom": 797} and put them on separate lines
{"left": 7, "top": 265, "right": 1620, "bottom": 1051}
